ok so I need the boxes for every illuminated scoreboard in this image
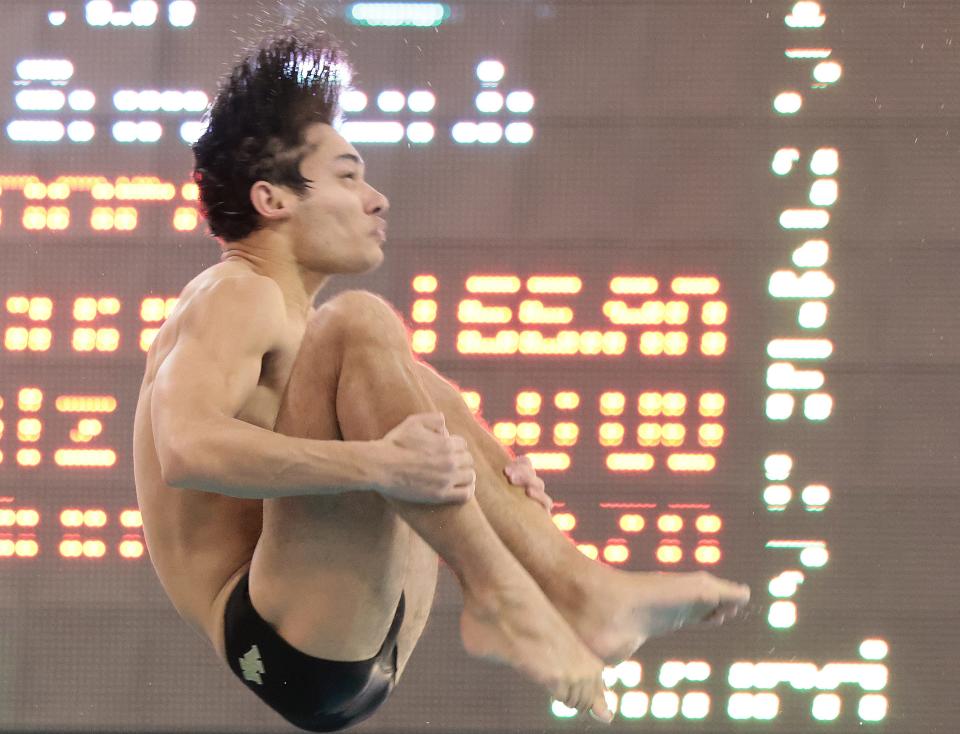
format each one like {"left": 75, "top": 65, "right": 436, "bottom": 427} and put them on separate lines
{"left": 4, "top": 0, "right": 956, "bottom": 731}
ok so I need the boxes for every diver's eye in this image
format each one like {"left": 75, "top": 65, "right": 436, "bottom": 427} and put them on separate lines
{"left": 341, "top": 173, "right": 357, "bottom": 180}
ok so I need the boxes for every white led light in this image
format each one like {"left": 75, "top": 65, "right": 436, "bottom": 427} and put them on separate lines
{"left": 803, "top": 393, "right": 832, "bottom": 420}
{"left": 773, "top": 91, "right": 802, "bottom": 114}
{"left": 799, "top": 545, "right": 828, "bottom": 567}
{"left": 858, "top": 694, "right": 888, "bottom": 722}
{"left": 85, "top": 0, "right": 113, "bottom": 26}
{"left": 110, "top": 11, "right": 132, "bottom": 26}
{"left": 813, "top": 61, "right": 842, "bottom": 83}
{"left": 160, "top": 90, "right": 184, "bottom": 112}
{"left": 506, "top": 90, "right": 534, "bottom": 113}
{"left": 811, "top": 693, "right": 840, "bottom": 721}
{"left": 772, "top": 148, "right": 800, "bottom": 175}
{"left": 659, "top": 661, "right": 686, "bottom": 688}
{"left": 620, "top": 691, "right": 649, "bottom": 719}
{"left": 767, "top": 338, "right": 833, "bottom": 359}
{"left": 650, "top": 691, "right": 680, "bottom": 719}
{"left": 405, "top": 121, "right": 434, "bottom": 144}
{"left": 377, "top": 90, "right": 406, "bottom": 113}
{"left": 769, "top": 270, "right": 835, "bottom": 299}
{"left": 15, "top": 89, "right": 66, "bottom": 111}
{"left": 811, "top": 148, "right": 839, "bottom": 175}
{"left": 809, "top": 179, "right": 838, "bottom": 206}
{"left": 802, "top": 484, "right": 831, "bottom": 506}
{"left": 406, "top": 90, "right": 435, "bottom": 112}
{"left": 768, "top": 601, "right": 796, "bottom": 628}
{"left": 131, "top": 0, "right": 159, "bottom": 26}
{"left": 477, "top": 121, "right": 503, "bottom": 144}
{"left": 764, "top": 453, "right": 792, "bottom": 481}
{"left": 860, "top": 639, "right": 889, "bottom": 661}
{"left": 112, "top": 121, "right": 138, "bottom": 142}
{"left": 113, "top": 89, "right": 138, "bottom": 111}
{"left": 728, "top": 663, "right": 754, "bottom": 689}
{"left": 767, "top": 363, "right": 825, "bottom": 390}
{"left": 769, "top": 570, "right": 803, "bottom": 596}
{"left": 475, "top": 91, "right": 504, "bottom": 113}
{"left": 550, "top": 700, "right": 577, "bottom": 718}
{"left": 340, "top": 90, "right": 367, "bottom": 112}
{"left": 763, "top": 484, "right": 792, "bottom": 506}
{"left": 798, "top": 301, "right": 828, "bottom": 328}
{"left": 681, "top": 692, "right": 710, "bottom": 719}
{"left": 16, "top": 59, "right": 74, "bottom": 81}
{"left": 168, "top": 0, "right": 196, "bottom": 27}
{"left": 138, "top": 90, "right": 162, "bottom": 111}
{"left": 613, "top": 660, "right": 641, "bottom": 687}
{"left": 727, "top": 692, "right": 753, "bottom": 719}
{"left": 48, "top": 11, "right": 67, "bottom": 26}
{"left": 766, "top": 393, "right": 795, "bottom": 420}
{"left": 685, "top": 662, "right": 710, "bottom": 682}
{"left": 179, "top": 120, "right": 207, "bottom": 144}
{"left": 67, "top": 120, "right": 95, "bottom": 142}
{"left": 505, "top": 122, "right": 534, "bottom": 144}
{"left": 779, "top": 208, "right": 829, "bottom": 229}
{"left": 182, "top": 90, "right": 208, "bottom": 112}
{"left": 452, "top": 121, "right": 478, "bottom": 144}
{"left": 7, "top": 120, "right": 65, "bottom": 142}
{"left": 786, "top": 1, "right": 826, "bottom": 28}
{"left": 476, "top": 59, "right": 505, "bottom": 83}
{"left": 792, "top": 240, "right": 829, "bottom": 267}
{"left": 137, "top": 120, "right": 162, "bottom": 142}
{"left": 68, "top": 90, "right": 96, "bottom": 111}
{"left": 349, "top": 3, "right": 446, "bottom": 28}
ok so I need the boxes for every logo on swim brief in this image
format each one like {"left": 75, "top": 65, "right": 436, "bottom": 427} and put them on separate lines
{"left": 239, "top": 644, "right": 266, "bottom": 685}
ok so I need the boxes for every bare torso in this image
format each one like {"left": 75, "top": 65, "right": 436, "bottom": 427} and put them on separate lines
{"left": 133, "top": 260, "right": 305, "bottom": 660}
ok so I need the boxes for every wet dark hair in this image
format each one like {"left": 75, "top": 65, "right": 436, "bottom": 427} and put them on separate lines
{"left": 192, "top": 32, "right": 350, "bottom": 242}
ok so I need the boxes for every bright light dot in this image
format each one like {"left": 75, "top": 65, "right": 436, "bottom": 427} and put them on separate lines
{"left": 801, "top": 484, "right": 830, "bottom": 505}
{"left": 812, "top": 693, "right": 841, "bottom": 721}
{"left": 137, "top": 120, "right": 162, "bottom": 142}
{"left": 131, "top": 0, "right": 159, "bottom": 26}
{"left": 168, "top": 0, "right": 196, "bottom": 27}
{"left": 774, "top": 91, "right": 802, "bottom": 114}
{"left": 476, "top": 59, "right": 505, "bottom": 83}
{"left": 340, "top": 90, "right": 367, "bottom": 112}
{"left": 681, "top": 692, "right": 710, "bottom": 719}
{"left": 814, "top": 61, "right": 842, "bottom": 83}
{"left": 505, "top": 122, "right": 534, "bottom": 144}
{"left": 772, "top": 147, "right": 800, "bottom": 175}
{"left": 406, "top": 121, "right": 434, "bottom": 144}
{"left": 798, "top": 301, "right": 828, "bottom": 328}
{"left": 451, "top": 121, "right": 478, "bottom": 144}
{"left": 766, "top": 393, "right": 795, "bottom": 420}
{"left": 7, "top": 120, "right": 65, "bottom": 142}
{"left": 15, "top": 90, "right": 65, "bottom": 111}
{"left": 112, "top": 121, "right": 138, "bottom": 143}
{"left": 809, "top": 178, "right": 838, "bottom": 206}
{"left": 728, "top": 663, "right": 754, "bottom": 689}
{"left": 113, "top": 90, "right": 138, "bottom": 111}
{"left": 110, "top": 11, "right": 132, "bottom": 26}
{"left": 67, "top": 120, "right": 95, "bottom": 142}
{"left": 800, "top": 545, "right": 829, "bottom": 567}
{"left": 182, "top": 90, "right": 208, "bottom": 112}
{"left": 377, "top": 90, "right": 406, "bottom": 112}
{"left": 476, "top": 122, "right": 502, "bottom": 144}
{"left": 650, "top": 691, "right": 680, "bottom": 719}
{"left": 68, "top": 89, "right": 96, "bottom": 110}
{"left": 85, "top": 0, "right": 113, "bottom": 26}
{"left": 160, "top": 90, "right": 184, "bottom": 112}
{"left": 763, "top": 484, "right": 791, "bottom": 506}
{"left": 48, "top": 11, "right": 67, "bottom": 25}
{"left": 804, "top": 393, "right": 832, "bottom": 420}
{"left": 811, "top": 148, "right": 839, "bottom": 175}
{"left": 138, "top": 90, "right": 161, "bottom": 111}
{"left": 506, "top": 90, "right": 534, "bottom": 113}
{"left": 179, "top": 120, "right": 207, "bottom": 144}
{"left": 475, "top": 91, "right": 504, "bottom": 113}
{"left": 860, "top": 639, "right": 889, "bottom": 660}
{"left": 620, "top": 691, "right": 649, "bottom": 718}
{"left": 16, "top": 59, "right": 74, "bottom": 81}
{"left": 407, "top": 90, "right": 436, "bottom": 112}
{"left": 764, "top": 453, "right": 792, "bottom": 481}
{"left": 858, "top": 695, "right": 888, "bottom": 722}
{"left": 768, "top": 600, "right": 796, "bottom": 628}
{"left": 793, "top": 239, "right": 829, "bottom": 267}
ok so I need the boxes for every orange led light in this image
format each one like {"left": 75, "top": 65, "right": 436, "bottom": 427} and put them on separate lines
{"left": 525, "top": 452, "right": 570, "bottom": 471}
{"left": 119, "top": 539, "right": 145, "bottom": 559}
{"left": 181, "top": 182, "right": 199, "bottom": 200}
{"left": 411, "top": 299, "right": 437, "bottom": 323}
{"left": 657, "top": 514, "right": 684, "bottom": 533}
{"left": 603, "top": 543, "right": 629, "bottom": 564}
{"left": 459, "top": 391, "right": 481, "bottom": 413}
{"left": 526, "top": 276, "right": 582, "bottom": 294}
{"left": 637, "top": 423, "right": 661, "bottom": 447}
{"left": 412, "top": 275, "right": 438, "bottom": 293}
{"left": 140, "top": 328, "right": 160, "bottom": 352}
{"left": 657, "top": 543, "right": 683, "bottom": 564}
{"left": 609, "top": 276, "right": 658, "bottom": 294}
{"left": 120, "top": 510, "right": 143, "bottom": 528}
{"left": 695, "top": 544, "right": 721, "bottom": 564}
{"left": 515, "top": 391, "right": 542, "bottom": 415}
{"left": 577, "top": 544, "right": 599, "bottom": 560}
{"left": 606, "top": 453, "right": 655, "bottom": 472}
{"left": 598, "top": 422, "right": 624, "bottom": 447}
{"left": 667, "top": 453, "right": 716, "bottom": 472}
{"left": 699, "top": 393, "right": 726, "bottom": 417}
{"left": 701, "top": 332, "right": 727, "bottom": 356}
{"left": 17, "top": 449, "right": 41, "bottom": 467}
{"left": 18, "top": 388, "right": 43, "bottom": 412}
{"left": 698, "top": 423, "right": 724, "bottom": 448}
{"left": 173, "top": 207, "right": 198, "bottom": 231}
{"left": 515, "top": 422, "right": 541, "bottom": 446}
{"left": 696, "top": 515, "right": 722, "bottom": 533}
{"left": 53, "top": 449, "right": 117, "bottom": 467}
{"left": 493, "top": 422, "right": 517, "bottom": 445}
{"left": 517, "top": 300, "right": 573, "bottom": 324}
{"left": 619, "top": 514, "right": 645, "bottom": 532}
{"left": 17, "top": 418, "right": 42, "bottom": 442}
{"left": 552, "top": 513, "right": 576, "bottom": 532}
{"left": 456, "top": 330, "right": 519, "bottom": 354}
{"left": 661, "top": 423, "right": 686, "bottom": 447}
{"left": 702, "top": 301, "right": 728, "bottom": 325}
{"left": 465, "top": 275, "right": 521, "bottom": 294}
{"left": 15, "top": 510, "right": 39, "bottom": 527}
{"left": 671, "top": 277, "right": 720, "bottom": 295}
{"left": 458, "top": 300, "right": 512, "bottom": 324}
{"left": 554, "top": 391, "right": 580, "bottom": 410}
{"left": 600, "top": 392, "right": 626, "bottom": 416}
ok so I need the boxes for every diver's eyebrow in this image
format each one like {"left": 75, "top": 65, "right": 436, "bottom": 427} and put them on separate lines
{"left": 335, "top": 153, "right": 365, "bottom": 168}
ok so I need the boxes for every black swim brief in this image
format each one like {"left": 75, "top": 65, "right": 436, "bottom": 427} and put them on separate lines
{"left": 223, "top": 571, "right": 405, "bottom": 732}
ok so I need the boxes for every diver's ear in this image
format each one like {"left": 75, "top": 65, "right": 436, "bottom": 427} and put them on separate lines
{"left": 249, "top": 181, "right": 297, "bottom": 222}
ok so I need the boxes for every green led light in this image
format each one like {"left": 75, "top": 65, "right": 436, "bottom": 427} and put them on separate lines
{"left": 347, "top": 3, "right": 450, "bottom": 27}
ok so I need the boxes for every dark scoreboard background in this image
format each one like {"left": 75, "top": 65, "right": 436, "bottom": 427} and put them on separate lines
{"left": 1, "top": 0, "right": 958, "bottom": 731}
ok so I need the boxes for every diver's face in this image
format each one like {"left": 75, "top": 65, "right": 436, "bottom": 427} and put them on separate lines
{"left": 289, "top": 123, "right": 389, "bottom": 274}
